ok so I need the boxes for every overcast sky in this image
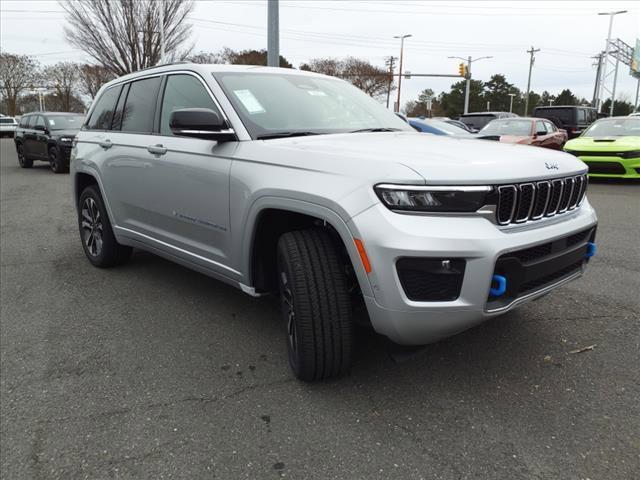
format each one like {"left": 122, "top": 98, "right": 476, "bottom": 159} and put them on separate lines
{"left": 1, "top": 0, "right": 639, "bottom": 108}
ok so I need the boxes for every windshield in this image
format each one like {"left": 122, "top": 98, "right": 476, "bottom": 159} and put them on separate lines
{"left": 46, "top": 115, "right": 85, "bottom": 130}
{"left": 480, "top": 119, "right": 533, "bottom": 136}
{"left": 0, "top": 117, "right": 17, "bottom": 124}
{"left": 459, "top": 114, "right": 496, "bottom": 129}
{"left": 213, "top": 72, "right": 412, "bottom": 138}
{"left": 582, "top": 117, "right": 640, "bottom": 137}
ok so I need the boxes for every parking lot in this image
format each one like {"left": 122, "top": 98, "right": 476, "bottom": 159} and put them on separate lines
{"left": 0, "top": 136, "right": 638, "bottom": 479}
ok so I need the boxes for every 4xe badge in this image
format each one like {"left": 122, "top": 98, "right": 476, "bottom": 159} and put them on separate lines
{"left": 545, "top": 162, "right": 559, "bottom": 170}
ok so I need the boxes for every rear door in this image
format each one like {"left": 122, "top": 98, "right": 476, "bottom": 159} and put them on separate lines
{"left": 23, "top": 115, "right": 39, "bottom": 157}
{"left": 33, "top": 115, "right": 49, "bottom": 158}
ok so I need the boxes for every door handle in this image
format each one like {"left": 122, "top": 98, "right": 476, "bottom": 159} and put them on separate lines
{"left": 147, "top": 144, "right": 167, "bottom": 155}
{"left": 98, "top": 140, "right": 112, "bottom": 149}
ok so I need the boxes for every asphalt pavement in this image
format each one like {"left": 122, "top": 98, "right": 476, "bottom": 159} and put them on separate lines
{"left": 1, "top": 137, "right": 638, "bottom": 480}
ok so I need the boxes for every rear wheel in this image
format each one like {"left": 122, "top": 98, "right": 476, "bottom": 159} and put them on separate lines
{"left": 277, "top": 228, "right": 353, "bottom": 381}
{"left": 16, "top": 144, "right": 33, "bottom": 168}
{"left": 49, "top": 146, "right": 68, "bottom": 174}
{"left": 78, "top": 186, "right": 132, "bottom": 267}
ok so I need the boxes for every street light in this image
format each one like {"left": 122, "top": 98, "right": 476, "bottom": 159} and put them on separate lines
{"left": 394, "top": 34, "right": 412, "bottom": 113}
{"left": 596, "top": 10, "right": 627, "bottom": 113}
{"left": 508, "top": 93, "right": 516, "bottom": 113}
{"left": 448, "top": 55, "right": 493, "bottom": 114}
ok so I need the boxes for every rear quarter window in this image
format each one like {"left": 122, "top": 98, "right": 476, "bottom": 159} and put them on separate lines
{"left": 86, "top": 85, "right": 122, "bottom": 130}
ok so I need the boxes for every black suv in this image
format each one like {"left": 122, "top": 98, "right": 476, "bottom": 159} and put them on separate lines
{"left": 14, "top": 112, "right": 85, "bottom": 173}
{"left": 532, "top": 106, "right": 597, "bottom": 139}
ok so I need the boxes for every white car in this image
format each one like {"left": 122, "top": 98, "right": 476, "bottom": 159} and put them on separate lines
{"left": 71, "top": 64, "right": 598, "bottom": 380}
{"left": 0, "top": 116, "right": 18, "bottom": 138}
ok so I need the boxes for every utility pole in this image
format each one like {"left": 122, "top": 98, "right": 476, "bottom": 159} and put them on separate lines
{"left": 267, "top": 0, "right": 279, "bottom": 67}
{"left": 597, "top": 10, "right": 627, "bottom": 112}
{"left": 159, "top": 0, "right": 165, "bottom": 64}
{"left": 524, "top": 46, "right": 540, "bottom": 116}
{"left": 384, "top": 56, "right": 397, "bottom": 109}
{"left": 508, "top": 93, "right": 516, "bottom": 113}
{"left": 448, "top": 55, "right": 492, "bottom": 114}
{"left": 591, "top": 52, "right": 604, "bottom": 107}
{"left": 394, "top": 34, "right": 411, "bottom": 113}
{"left": 609, "top": 47, "right": 621, "bottom": 116}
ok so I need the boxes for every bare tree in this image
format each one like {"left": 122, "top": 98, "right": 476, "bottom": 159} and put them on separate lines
{"left": 60, "top": 0, "right": 195, "bottom": 76}
{"left": 0, "top": 53, "right": 39, "bottom": 116}
{"left": 79, "top": 64, "right": 115, "bottom": 99}
{"left": 301, "top": 57, "right": 392, "bottom": 99}
{"left": 189, "top": 48, "right": 293, "bottom": 68}
{"left": 43, "top": 62, "right": 82, "bottom": 112}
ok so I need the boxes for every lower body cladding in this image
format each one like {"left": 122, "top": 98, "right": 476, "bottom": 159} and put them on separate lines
{"left": 349, "top": 200, "right": 598, "bottom": 345}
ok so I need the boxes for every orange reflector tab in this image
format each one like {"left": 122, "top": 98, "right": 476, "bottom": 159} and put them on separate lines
{"left": 354, "top": 238, "right": 372, "bottom": 274}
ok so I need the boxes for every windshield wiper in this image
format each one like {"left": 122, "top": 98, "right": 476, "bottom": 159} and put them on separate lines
{"left": 349, "top": 127, "right": 404, "bottom": 133}
{"left": 256, "top": 131, "right": 323, "bottom": 140}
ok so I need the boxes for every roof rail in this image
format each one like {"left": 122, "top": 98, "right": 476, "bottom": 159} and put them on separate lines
{"left": 135, "top": 60, "right": 193, "bottom": 73}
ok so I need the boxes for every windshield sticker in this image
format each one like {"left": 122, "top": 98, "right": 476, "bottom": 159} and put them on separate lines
{"left": 48, "top": 119, "right": 55, "bottom": 126}
{"left": 233, "top": 89, "right": 266, "bottom": 114}
{"left": 307, "top": 90, "right": 327, "bottom": 97}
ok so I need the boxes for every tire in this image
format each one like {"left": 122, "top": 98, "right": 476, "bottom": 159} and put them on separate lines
{"left": 277, "top": 228, "right": 353, "bottom": 381}
{"left": 78, "top": 185, "right": 132, "bottom": 268}
{"left": 49, "top": 146, "right": 68, "bottom": 174}
{"left": 16, "top": 144, "right": 33, "bottom": 168}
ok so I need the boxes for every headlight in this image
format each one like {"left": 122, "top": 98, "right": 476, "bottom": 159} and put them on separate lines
{"left": 375, "top": 184, "right": 494, "bottom": 212}
{"left": 620, "top": 150, "right": 640, "bottom": 159}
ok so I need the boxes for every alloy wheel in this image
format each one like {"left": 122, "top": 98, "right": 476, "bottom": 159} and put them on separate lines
{"left": 81, "top": 197, "right": 103, "bottom": 257}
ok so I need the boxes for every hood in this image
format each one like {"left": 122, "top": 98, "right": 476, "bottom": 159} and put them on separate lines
{"left": 51, "top": 129, "right": 80, "bottom": 138}
{"left": 254, "top": 132, "right": 586, "bottom": 184}
{"left": 565, "top": 136, "right": 640, "bottom": 152}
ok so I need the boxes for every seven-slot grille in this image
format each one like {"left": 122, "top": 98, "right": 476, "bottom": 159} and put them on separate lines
{"left": 496, "top": 174, "right": 587, "bottom": 226}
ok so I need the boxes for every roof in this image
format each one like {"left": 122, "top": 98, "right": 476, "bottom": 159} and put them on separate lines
{"left": 460, "top": 111, "right": 514, "bottom": 116}
{"left": 534, "top": 105, "right": 596, "bottom": 109}
{"left": 102, "top": 62, "right": 331, "bottom": 91}
{"left": 21, "top": 111, "right": 84, "bottom": 116}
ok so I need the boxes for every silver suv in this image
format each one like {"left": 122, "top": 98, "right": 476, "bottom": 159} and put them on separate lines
{"left": 71, "top": 64, "right": 598, "bottom": 381}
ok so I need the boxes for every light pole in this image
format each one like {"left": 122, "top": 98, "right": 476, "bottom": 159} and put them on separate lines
{"left": 268, "top": 0, "right": 280, "bottom": 67}
{"left": 394, "top": 34, "right": 411, "bottom": 113}
{"left": 448, "top": 55, "right": 492, "bottom": 114}
{"left": 597, "top": 10, "right": 627, "bottom": 112}
{"left": 508, "top": 93, "right": 516, "bottom": 113}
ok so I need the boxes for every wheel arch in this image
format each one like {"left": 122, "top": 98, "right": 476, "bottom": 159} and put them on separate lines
{"left": 241, "top": 197, "right": 373, "bottom": 298}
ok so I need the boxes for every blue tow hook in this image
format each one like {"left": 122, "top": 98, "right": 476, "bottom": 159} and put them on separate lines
{"left": 585, "top": 242, "right": 597, "bottom": 259}
{"left": 490, "top": 274, "right": 507, "bottom": 297}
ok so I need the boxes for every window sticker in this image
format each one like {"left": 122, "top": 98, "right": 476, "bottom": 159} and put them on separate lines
{"left": 307, "top": 90, "right": 327, "bottom": 97}
{"left": 48, "top": 119, "right": 56, "bottom": 126}
{"left": 233, "top": 89, "right": 266, "bottom": 114}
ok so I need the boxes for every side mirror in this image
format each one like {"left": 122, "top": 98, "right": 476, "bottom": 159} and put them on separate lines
{"left": 34, "top": 124, "right": 45, "bottom": 132}
{"left": 536, "top": 131, "right": 546, "bottom": 137}
{"left": 169, "top": 108, "right": 235, "bottom": 140}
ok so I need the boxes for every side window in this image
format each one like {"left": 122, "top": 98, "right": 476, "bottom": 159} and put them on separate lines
{"left": 34, "top": 115, "right": 46, "bottom": 129}
{"left": 111, "top": 83, "right": 130, "bottom": 131}
{"left": 535, "top": 120, "right": 546, "bottom": 134}
{"left": 121, "top": 76, "right": 162, "bottom": 133}
{"left": 160, "top": 74, "right": 222, "bottom": 136}
{"left": 577, "top": 109, "right": 587, "bottom": 123}
{"left": 86, "top": 85, "right": 122, "bottom": 130}
{"left": 26, "top": 115, "right": 36, "bottom": 128}
{"left": 544, "top": 121, "right": 556, "bottom": 132}
{"left": 19, "top": 116, "right": 30, "bottom": 128}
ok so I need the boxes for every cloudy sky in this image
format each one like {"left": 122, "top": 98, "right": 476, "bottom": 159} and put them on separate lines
{"left": 1, "top": 0, "right": 639, "bottom": 108}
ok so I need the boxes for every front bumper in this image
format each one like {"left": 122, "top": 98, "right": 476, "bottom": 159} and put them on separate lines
{"left": 349, "top": 200, "right": 598, "bottom": 345}
{"left": 579, "top": 155, "right": 640, "bottom": 179}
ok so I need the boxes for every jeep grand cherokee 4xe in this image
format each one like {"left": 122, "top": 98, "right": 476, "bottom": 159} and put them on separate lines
{"left": 71, "top": 64, "right": 598, "bottom": 381}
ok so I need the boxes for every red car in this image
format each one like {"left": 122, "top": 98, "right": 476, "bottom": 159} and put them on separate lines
{"left": 477, "top": 117, "right": 568, "bottom": 150}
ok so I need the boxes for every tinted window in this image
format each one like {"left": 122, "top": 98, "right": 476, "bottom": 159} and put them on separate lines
{"left": 19, "top": 116, "right": 30, "bottom": 128}
{"left": 534, "top": 108, "right": 575, "bottom": 125}
{"left": 26, "top": 116, "right": 36, "bottom": 128}
{"left": 34, "top": 116, "right": 46, "bottom": 129}
{"left": 121, "top": 77, "right": 162, "bottom": 133}
{"left": 87, "top": 85, "right": 122, "bottom": 130}
{"left": 111, "top": 83, "right": 130, "bottom": 131}
{"left": 160, "top": 74, "right": 221, "bottom": 136}
{"left": 0, "top": 118, "right": 16, "bottom": 124}
{"left": 459, "top": 114, "right": 497, "bottom": 130}
{"left": 577, "top": 109, "right": 587, "bottom": 123}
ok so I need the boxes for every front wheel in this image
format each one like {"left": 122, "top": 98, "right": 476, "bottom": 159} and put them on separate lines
{"left": 277, "top": 228, "right": 353, "bottom": 381}
{"left": 78, "top": 186, "right": 132, "bottom": 267}
{"left": 49, "top": 146, "right": 68, "bottom": 174}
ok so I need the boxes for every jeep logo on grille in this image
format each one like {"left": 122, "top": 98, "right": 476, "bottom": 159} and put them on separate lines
{"left": 545, "top": 162, "right": 559, "bottom": 170}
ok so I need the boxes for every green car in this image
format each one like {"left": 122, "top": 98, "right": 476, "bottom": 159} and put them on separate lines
{"left": 564, "top": 116, "right": 640, "bottom": 179}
